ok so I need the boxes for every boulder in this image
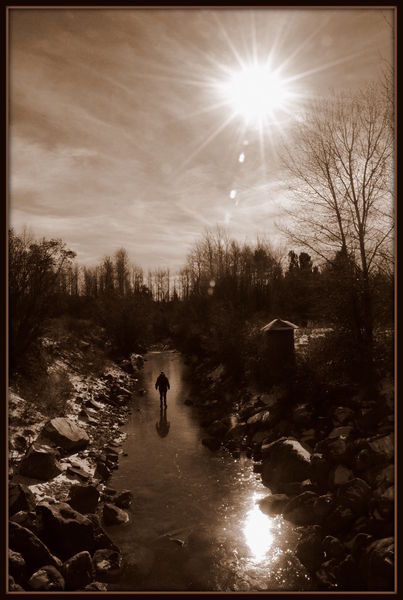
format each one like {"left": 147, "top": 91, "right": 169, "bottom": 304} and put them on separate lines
{"left": 9, "top": 521, "right": 60, "bottom": 573}
{"left": 261, "top": 438, "right": 312, "bottom": 490}
{"left": 328, "top": 465, "right": 354, "bottom": 488}
{"left": 68, "top": 484, "right": 100, "bottom": 514}
{"left": 114, "top": 490, "right": 133, "bottom": 509}
{"left": 360, "top": 537, "right": 394, "bottom": 591}
{"left": 28, "top": 565, "right": 65, "bottom": 591}
{"left": 9, "top": 549, "right": 26, "bottom": 582}
{"left": 94, "top": 460, "right": 111, "bottom": 482}
{"left": 10, "top": 510, "right": 39, "bottom": 535}
{"left": 103, "top": 503, "right": 129, "bottom": 525}
{"left": 36, "top": 502, "right": 97, "bottom": 560}
{"left": 324, "top": 505, "right": 355, "bottom": 535}
{"left": 85, "top": 513, "right": 119, "bottom": 552}
{"left": 283, "top": 492, "right": 318, "bottom": 526}
{"left": 246, "top": 410, "right": 273, "bottom": 429}
{"left": 93, "top": 548, "right": 122, "bottom": 580}
{"left": 258, "top": 494, "right": 289, "bottom": 516}
{"left": 368, "top": 434, "right": 394, "bottom": 464}
{"left": 291, "top": 404, "right": 314, "bottom": 428}
{"left": 207, "top": 420, "right": 229, "bottom": 438}
{"left": 312, "top": 494, "right": 336, "bottom": 524}
{"left": 295, "top": 525, "right": 324, "bottom": 573}
{"left": 322, "top": 536, "right": 346, "bottom": 560}
{"left": 63, "top": 551, "right": 95, "bottom": 590}
{"left": 315, "top": 436, "right": 350, "bottom": 464}
{"left": 19, "top": 444, "right": 62, "bottom": 481}
{"left": 337, "top": 478, "right": 372, "bottom": 514}
{"left": 39, "top": 418, "right": 89, "bottom": 455}
{"left": 332, "top": 406, "right": 354, "bottom": 426}
{"left": 9, "top": 483, "right": 36, "bottom": 516}
{"left": 375, "top": 485, "right": 394, "bottom": 519}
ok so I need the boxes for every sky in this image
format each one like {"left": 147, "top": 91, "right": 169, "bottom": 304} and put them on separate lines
{"left": 9, "top": 8, "right": 394, "bottom": 270}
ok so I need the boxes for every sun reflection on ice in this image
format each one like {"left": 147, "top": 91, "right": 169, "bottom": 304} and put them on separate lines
{"left": 243, "top": 493, "right": 275, "bottom": 563}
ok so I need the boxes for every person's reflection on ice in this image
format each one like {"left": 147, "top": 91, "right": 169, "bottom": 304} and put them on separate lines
{"left": 156, "top": 406, "right": 170, "bottom": 438}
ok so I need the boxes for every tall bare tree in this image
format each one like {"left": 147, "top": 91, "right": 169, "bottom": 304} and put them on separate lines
{"left": 281, "top": 81, "right": 394, "bottom": 347}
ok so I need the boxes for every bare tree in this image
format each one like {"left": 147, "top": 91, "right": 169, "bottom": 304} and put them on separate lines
{"left": 281, "top": 81, "right": 394, "bottom": 347}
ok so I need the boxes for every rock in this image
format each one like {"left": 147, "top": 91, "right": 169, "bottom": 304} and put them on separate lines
{"left": 94, "top": 460, "right": 111, "bottom": 482}
{"left": 375, "top": 485, "right": 394, "bottom": 519}
{"left": 291, "top": 404, "right": 314, "bottom": 428}
{"left": 9, "top": 521, "right": 60, "bottom": 572}
{"left": 224, "top": 422, "right": 248, "bottom": 444}
{"left": 67, "top": 465, "right": 91, "bottom": 481}
{"left": 9, "top": 549, "right": 26, "bottom": 582}
{"left": 295, "top": 525, "right": 324, "bottom": 573}
{"left": 333, "top": 553, "right": 362, "bottom": 589}
{"left": 63, "top": 551, "right": 94, "bottom": 590}
{"left": 114, "top": 490, "right": 133, "bottom": 509}
{"left": 9, "top": 483, "right": 36, "bottom": 516}
{"left": 283, "top": 492, "right": 318, "bottom": 526}
{"left": 10, "top": 511, "right": 38, "bottom": 535}
{"left": 312, "top": 494, "right": 336, "bottom": 524}
{"left": 9, "top": 575, "right": 25, "bottom": 591}
{"left": 68, "top": 484, "right": 100, "bottom": 514}
{"left": 322, "top": 536, "right": 346, "bottom": 560}
{"left": 261, "top": 437, "right": 312, "bottom": 490}
{"left": 28, "top": 565, "right": 65, "bottom": 591}
{"left": 19, "top": 444, "right": 62, "bottom": 480}
{"left": 93, "top": 548, "right": 122, "bottom": 580}
{"left": 207, "top": 420, "right": 229, "bottom": 438}
{"left": 328, "top": 465, "right": 354, "bottom": 488}
{"left": 258, "top": 494, "right": 289, "bottom": 516}
{"left": 368, "top": 434, "right": 394, "bottom": 464}
{"left": 36, "top": 502, "right": 97, "bottom": 560}
{"left": 315, "top": 559, "right": 339, "bottom": 590}
{"left": 360, "top": 537, "right": 394, "bottom": 590}
{"left": 310, "top": 453, "right": 331, "bottom": 489}
{"left": 85, "top": 581, "right": 108, "bottom": 590}
{"left": 337, "top": 478, "right": 372, "bottom": 514}
{"left": 374, "top": 465, "right": 394, "bottom": 489}
{"left": 103, "top": 503, "right": 129, "bottom": 525}
{"left": 347, "top": 533, "right": 373, "bottom": 560}
{"left": 202, "top": 437, "right": 221, "bottom": 451}
{"left": 85, "top": 514, "right": 119, "bottom": 552}
{"left": 39, "top": 417, "right": 89, "bottom": 455}
{"left": 246, "top": 410, "right": 273, "bottom": 429}
{"left": 315, "top": 436, "right": 350, "bottom": 464}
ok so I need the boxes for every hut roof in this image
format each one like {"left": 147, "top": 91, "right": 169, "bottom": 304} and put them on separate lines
{"left": 261, "top": 318, "right": 298, "bottom": 332}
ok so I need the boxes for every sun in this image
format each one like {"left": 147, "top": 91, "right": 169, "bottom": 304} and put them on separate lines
{"left": 219, "top": 63, "right": 291, "bottom": 127}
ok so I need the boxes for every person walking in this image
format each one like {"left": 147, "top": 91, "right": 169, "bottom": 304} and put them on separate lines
{"left": 155, "top": 371, "right": 170, "bottom": 408}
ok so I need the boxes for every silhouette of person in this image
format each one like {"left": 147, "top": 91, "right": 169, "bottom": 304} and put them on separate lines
{"left": 155, "top": 371, "right": 170, "bottom": 408}
{"left": 156, "top": 406, "right": 170, "bottom": 438}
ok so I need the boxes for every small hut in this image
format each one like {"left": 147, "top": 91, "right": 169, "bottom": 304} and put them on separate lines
{"left": 260, "top": 318, "right": 298, "bottom": 380}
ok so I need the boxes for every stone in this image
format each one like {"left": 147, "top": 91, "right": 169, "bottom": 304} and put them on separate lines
{"left": 261, "top": 437, "right": 312, "bottom": 490}
{"left": 85, "top": 581, "right": 108, "bottom": 590}
{"left": 68, "top": 484, "right": 99, "bottom": 514}
{"left": 295, "top": 525, "right": 324, "bottom": 573}
{"left": 39, "top": 417, "right": 89, "bottom": 455}
{"left": 36, "top": 502, "right": 97, "bottom": 560}
{"left": 103, "top": 502, "right": 129, "bottom": 525}
{"left": 315, "top": 436, "right": 350, "bottom": 463}
{"left": 322, "top": 536, "right": 346, "bottom": 560}
{"left": 9, "top": 483, "right": 36, "bottom": 516}
{"left": 202, "top": 437, "right": 221, "bottom": 451}
{"left": 258, "top": 494, "right": 289, "bottom": 516}
{"left": 10, "top": 510, "right": 39, "bottom": 535}
{"left": 19, "top": 444, "right": 62, "bottom": 481}
{"left": 360, "top": 537, "right": 394, "bottom": 590}
{"left": 85, "top": 513, "right": 119, "bottom": 552}
{"left": 93, "top": 548, "right": 122, "bottom": 580}
{"left": 246, "top": 410, "right": 272, "bottom": 429}
{"left": 283, "top": 492, "right": 318, "bottom": 526}
{"left": 332, "top": 406, "right": 355, "bottom": 426}
{"left": 337, "top": 478, "right": 372, "bottom": 514}
{"left": 9, "top": 575, "right": 25, "bottom": 591}
{"left": 310, "top": 453, "right": 331, "bottom": 489}
{"left": 9, "top": 549, "right": 26, "bottom": 582}
{"left": 315, "top": 559, "right": 339, "bottom": 590}
{"left": 114, "top": 490, "right": 133, "bottom": 509}
{"left": 292, "top": 404, "right": 314, "bottom": 428}
{"left": 328, "top": 465, "right": 354, "bottom": 488}
{"left": 94, "top": 460, "right": 111, "bottom": 481}
{"left": 9, "top": 521, "right": 60, "bottom": 573}
{"left": 28, "top": 565, "right": 65, "bottom": 591}
{"left": 368, "top": 434, "right": 394, "bottom": 464}
{"left": 375, "top": 485, "right": 394, "bottom": 519}
{"left": 224, "top": 422, "right": 248, "bottom": 443}
{"left": 324, "top": 505, "right": 355, "bottom": 535}
{"left": 67, "top": 465, "right": 91, "bottom": 481}
{"left": 312, "top": 494, "right": 336, "bottom": 524}
{"left": 63, "top": 551, "right": 95, "bottom": 590}
{"left": 333, "top": 554, "right": 362, "bottom": 590}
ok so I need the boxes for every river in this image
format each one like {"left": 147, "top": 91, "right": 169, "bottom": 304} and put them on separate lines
{"left": 106, "top": 350, "right": 313, "bottom": 592}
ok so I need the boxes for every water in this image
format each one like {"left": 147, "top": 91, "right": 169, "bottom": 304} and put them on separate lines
{"left": 106, "top": 351, "right": 313, "bottom": 592}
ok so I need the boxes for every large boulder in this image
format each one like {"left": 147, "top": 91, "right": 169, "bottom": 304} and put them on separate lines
{"left": 36, "top": 502, "right": 97, "bottom": 560}
{"left": 28, "top": 565, "right": 65, "bottom": 591}
{"left": 103, "top": 503, "right": 129, "bottom": 525}
{"left": 9, "top": 521, "right": 60, "bottom": 573}
{"left": 63, "top": 551, "right": 95, "bottom": 590}
{"left": 19, "top": 444, "right": 62, "bottom": 481}
{"left": 261, "top": 438, "right": 312, "bottom": 490}
{"left": 359, "top": 537, "right": 394, "bottom": 590}
{"left": 68, "top": 484, "right": 100, "bottom": 514}
{"left": 295, "top": 525, "right": 324, "bottom": 573}
{"left": 93, "top": 548, "right": 122, "bottom": 581}
{"left": 9, "top": 483, "right": 36, "bottom": 516}
{"left": 39, "top": 418, "right": 89, "bottom": 455}
{"left": 258, "top": 494, "right": 289, "bottom": 516}
{"left": 283, "top": 492, "right": 318, "bottom": 526}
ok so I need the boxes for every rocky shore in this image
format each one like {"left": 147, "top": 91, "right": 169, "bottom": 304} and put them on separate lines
{"left": 187, "top": 360, "right": 394, "bottom": 591}
{"left": 8, "top": 350, "right": 145, "bottom": 592}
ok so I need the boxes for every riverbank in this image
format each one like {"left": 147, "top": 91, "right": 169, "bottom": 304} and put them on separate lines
{"left": 182, "top": 331, "right": 395, "bottom": 591}
{"left": 8, "top": 320, "right": 145, "bottom": 591}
